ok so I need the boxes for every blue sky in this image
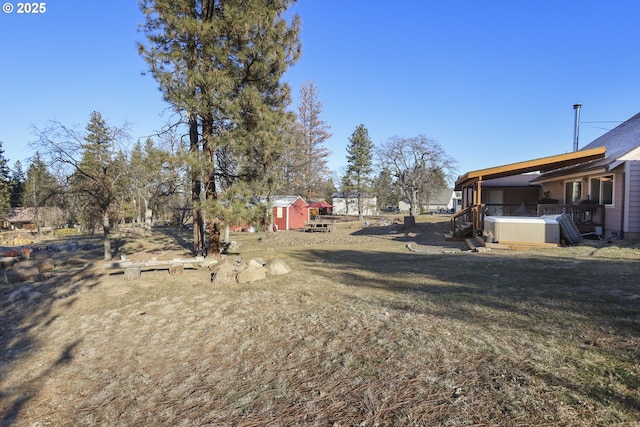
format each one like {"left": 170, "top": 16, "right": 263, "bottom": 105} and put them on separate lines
{"left": 1, "top": 0, "right": 639, "bottom": 183}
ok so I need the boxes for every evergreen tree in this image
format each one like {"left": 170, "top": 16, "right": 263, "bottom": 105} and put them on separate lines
{"left": 128, "top": 138, "right": 175, "bottom": 226}
{"left": 10, "top": 161, "right": 25, "bottom": 207}
{"left": 293, "top": 80, "right": 332, "bottom": 201}
{"left": 345, "top": 124, "right": 374, "bottom": 221}
{"left": 40, "top": 111, "right": 129, "bottom": 260}
{"left": 23, "top": 152, "right": 59, "bottom": 208}
{"left": 374, "top": 167, "right": 400, "bottom": 211}
{"left": 69, "top": 112, "right": 124, "bottom": 259}
{"left": 0, "top": 142, "right": 11, "bottom": 217}
{"left": 139, "top": 0, "right": 301, "bottom": 258}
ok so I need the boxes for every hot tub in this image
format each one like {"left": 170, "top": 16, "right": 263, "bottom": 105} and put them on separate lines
{"left": 483, "top": 216, "right": 560, "bottom": 244}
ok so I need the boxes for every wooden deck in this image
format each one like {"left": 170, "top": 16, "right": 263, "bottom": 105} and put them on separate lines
{"left": 465, "top": 236, "right": 559, "bottom": 251}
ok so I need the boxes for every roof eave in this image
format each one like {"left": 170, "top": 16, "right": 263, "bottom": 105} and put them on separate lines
{"left": 455, "top": 147, "right": 606, "bottom": 189}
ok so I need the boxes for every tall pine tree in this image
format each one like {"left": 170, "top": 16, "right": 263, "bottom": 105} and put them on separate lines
{"left": 23, "top": 152, "right": 58, "bottom": 208}
{"left": 345, "top": 124, "right": 374, "bottom": 221}
{"left": 293, "top": 80, "right": 332, "bottom": 201}
{"left": 65, "top": 112, "right": 128, "bottom": 260}
{"left": 140, "top": 0, "right": 301, "bottom": 258}
{"left": 0, "top": 142, "right": 11, "bottom": 218}
{"left": 10, "top": 161, "right": 25, "bottom": 208}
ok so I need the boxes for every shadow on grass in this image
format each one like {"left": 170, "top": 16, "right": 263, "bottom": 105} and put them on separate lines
{"left": 155, "top": 226, "right": 194, "bottom": 254}
{"left": 0, "top": 247, "right": 101, "bottom": 425}
{"left": 349, "top": 218, "right": 457, "bottom": 246}
{"left": 289, "top": 247, "right": 640, "bottom": 416}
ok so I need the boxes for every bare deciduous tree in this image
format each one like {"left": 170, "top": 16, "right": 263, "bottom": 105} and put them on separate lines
{"left": 35, "top": 112, "right": 130, "bottom": 260}
{"left": 377, "top": 135, "right": 456, "bottom": 217}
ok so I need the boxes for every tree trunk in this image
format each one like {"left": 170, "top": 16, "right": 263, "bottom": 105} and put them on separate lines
{"left": 264, "top": 194, "right": 274, "bottom": 233}
{"left": 103, "top": 211, "right": 111, "bottom": 261}
{"left": 143, "top": 197, "right": 152, "bottom": 227}
{"left": 189, "top": 112, "right": 203, "bottom": 256}
{"left": 202, "top": 115, "right": 221, "bottom": 260}
{"left": 410, "top": 188, "right": 420, "bottom": 217}
{"left": 223, "top": 224, "right": 230, "bottom": 243}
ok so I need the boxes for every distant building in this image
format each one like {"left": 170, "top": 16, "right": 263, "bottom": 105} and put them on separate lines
{"left": 423, "top": 188, "right": 462, "bottom": 213}
{"left": 2, "top": 207, "right": 64, "bottom": 230}
{"left": 331, "top": 192, "right": 377, "bottom": 216}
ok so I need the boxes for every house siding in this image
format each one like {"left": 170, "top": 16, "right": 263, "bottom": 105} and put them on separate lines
{"left": 332, "top": 197, "right": 377, "bottom": 216}
{"left": 272, "top": 196, "right": 309, "bottom": 230}
{"left": 625, "top": 160, "right": 640, "bottom": 238}
{"left": 604, "top": 169, "right": 624, "bottom": 237}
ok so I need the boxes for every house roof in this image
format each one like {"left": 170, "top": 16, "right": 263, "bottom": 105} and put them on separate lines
{"left": 308, "top": 201, "right": 333, "bottom": 208}
{"left": 272, "top": 196, "right": 307, "bottom": 208}
{"left": 534, "top": 112, "right": 640, "bottom": 180}
{"left": 455, "top": 147, "right": 606, "bottom": 189}
{"left": 428, "top": 188, "right": 456, "bottom": 205}
{"left": 332, "top": 192, "right": 375, "bottom": 198}
{"left": 582, "top": 112, "right": 640, "bottom": 160}
{"left": 481, "top": 174, "right": 541, "bottom": 187}
{"left": 5, "top": 207, "right": 36, "bottom": 223}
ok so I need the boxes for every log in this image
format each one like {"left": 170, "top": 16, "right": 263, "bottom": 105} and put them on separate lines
{"left": 36, "top": 259, "right": 55, "bottom": 272}
{"left": 13, "top": 259, "right": 54, "bottom": 272}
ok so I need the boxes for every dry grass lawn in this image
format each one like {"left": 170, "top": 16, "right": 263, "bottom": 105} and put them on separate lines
{"left": 1, "top": 215, "right": 639, "bottom": 426}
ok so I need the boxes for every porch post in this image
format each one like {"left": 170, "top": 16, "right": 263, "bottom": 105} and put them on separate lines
{"left": 475, "top": 177, "right": 483, "bottom": 234}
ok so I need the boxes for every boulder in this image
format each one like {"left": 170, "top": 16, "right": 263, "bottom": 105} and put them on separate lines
{"left": 265, "top": 259, "right": 292, "bottom": 276}
{"left": 0, "top": 257, "right": 20, "bottom": 269}
{"left": 248, "top": 258, "right": 264, "bottom": 268}
{"left": 237, "top": 266, "right": 266, "bottom": 284}
{"left": 212, "top": 262, "right": 237, "bottom": 286}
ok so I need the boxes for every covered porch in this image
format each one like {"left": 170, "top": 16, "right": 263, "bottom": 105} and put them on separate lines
{"left": 450, "top": 147, "right": 606, "bottom": 239}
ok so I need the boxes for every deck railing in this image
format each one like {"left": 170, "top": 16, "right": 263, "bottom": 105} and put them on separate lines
{"left": 450, "top": 204, "right": 485, "bottom": 237}
{"left": 536, "top": 203, "right": 605, "bottom": 233}
{"left": 450, "top": 203, "right": 605, "bottom": 238}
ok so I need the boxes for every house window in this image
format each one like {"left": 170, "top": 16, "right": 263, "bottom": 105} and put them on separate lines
{"left": 276, "top": 207, "right": 283, "bottom": 218}
{"left": 590, "top": 175, "right": 614, "bottom": 205}
{"left": 565, "top": 180, "right": 582, "bottom": 203}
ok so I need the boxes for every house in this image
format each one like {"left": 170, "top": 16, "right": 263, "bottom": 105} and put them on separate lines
{"left": 398, "top": 189, "right": 462, "bottom": 214}
{"left": 272, "top": 196, "right": 309, "bottom": 231}
{"left": 533, "top": 112, "right": 640, "bottom": 239}
{"left": 423, "top": 188, "right": 462, "bottom": 213}
{"left": 398, "top": 200, "right": 410, "bottom": 213}
{"left": 453, "top": 111, "right": 640, "bottom": 240}
{"left": 3, "top": 207, "right": 64, "bottom": 231}
{"left": 331, "top": 192, "right": 377, "bottom": 216}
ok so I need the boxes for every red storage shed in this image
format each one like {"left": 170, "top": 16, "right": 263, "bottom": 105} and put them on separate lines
{"left": 273, "top": 196, "right": 309, "bottom": 230}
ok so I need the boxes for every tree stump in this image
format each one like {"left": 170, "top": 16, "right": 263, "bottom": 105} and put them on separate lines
{"left": 169, "top": 264, "right": 184, "bottom": 276}
{"left": 404, "top": 215, "right": 416, "bottom": 229}
{"left": 36, "top": 259, "right": 55, "bottom": 272}
{"left": 125, "top": 267, "right": 141, "bottom": 280}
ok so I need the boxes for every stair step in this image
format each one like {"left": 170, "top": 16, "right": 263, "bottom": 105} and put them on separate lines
{"left": 465, "top": 237, "right": 489, "bottom": 252}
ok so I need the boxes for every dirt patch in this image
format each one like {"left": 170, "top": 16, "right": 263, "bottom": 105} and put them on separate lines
{"left": 1, "top": 216, "right": 639, "bottom": 426}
